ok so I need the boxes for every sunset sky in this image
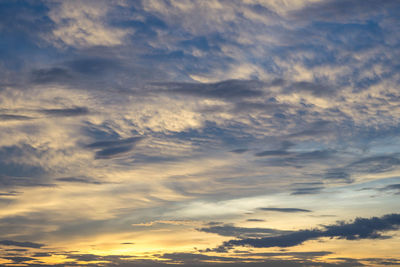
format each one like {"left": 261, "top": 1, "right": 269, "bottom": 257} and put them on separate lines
{"left": 1, "top": 0, "right": 400, "bottom": 266}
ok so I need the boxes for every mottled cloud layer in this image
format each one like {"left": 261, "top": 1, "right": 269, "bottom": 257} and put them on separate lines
{"left": 0, "top": 0, "right": 400, "bottom": 266}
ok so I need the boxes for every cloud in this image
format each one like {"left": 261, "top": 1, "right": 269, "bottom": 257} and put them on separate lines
{"left": 48, "top": 0, "right": 130, "bottom": 48}
{"left": 246, "top": 219, "right": 265, "bottom": 222}
{"left": 349, "top": 155, "right": 400, "bottom": 174}
{"left": 38, "top": 107, "right": 89, "bottom": 117}
{"left": 55, "top": 177, "right": 103, "bottom": 185}
{"left": 291, "top": 0, "right": 400, "bottom": 22}
{"left": 0, "top": 114, "right": 33, "bottom": 121}
{"left": 258, "top": 208, "right": 312, "bottom": 213}
{"left": 197, "top": 224, "right": 291, "bottom": 238}
{"left": 86, "top": 137, "right": 142, "bottom": 159}
{"left": 379, "top": 184, "right": 400, "bottom": 195}
{"left": 0, "top": 240, "right": 44, "bottom": 248}
{"left": 31, "top": 67, "right": 71, "bottom": 84}
{"left": 290, "top": 187, "right": 324, "bottom": 195}
{"left": 1, "top": 256, "right": 36, "bottom": 264}
{"left": 153, "top": 79, "right": 264, "bottom": 100}
{"left": 220, "top": 213, "right": 400, "bottom": 249}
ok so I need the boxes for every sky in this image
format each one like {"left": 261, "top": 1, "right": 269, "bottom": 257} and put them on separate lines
{"left": 0, "top": 0, "right": 400, "bottom": 266}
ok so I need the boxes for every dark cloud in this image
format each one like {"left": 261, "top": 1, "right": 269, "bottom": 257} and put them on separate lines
{"left": 32, "top": 252, "right": 52, "bottom": 257}
{"left": 288, "top": 120, "right": 335, "bottom": 139}
{"left": 255, "top": 150, "right": 292, "bottom": 157}
{"left": 64, "top": 253, "right": 135, "bottom": 262}
{"left": 1, "top": 256, "right": 36, "bottom": 263}
{"left": 66, "top": 57, "right": 123, "bottom": 76}
{"left": 95, "top": 145, "right": 135, "bottom": 159}
{"left": 258, "top": 208, "right": 311, "bottom": 213}
{"left": 324, "top": 169, "right": 352, "bottom": 182}
{"left": 237, "top": 251, "right": 332, "bottom": 260}
{"left": 379, "top": 184, "right": 400, "bottom": 194}
{"left": 197, "top": 224, "right": 291, "bottom": 238}
{"left": 291, "top": 187, "right": 324, "bottom": 195}
{"left": 349, "top": 155, "right": 400, "bottom": 174}
{"left": 219, "top": 213, "right": 400, "bottom": 249}
{"left": 230, "top": 149, "right": 248, "bottom": 154}
{"left": 0, "top": 240, "right": 44, "bottom": 248}
{"left": 246, "top": 219, "right": 265, "bottom": 222}
{"left": 55, "top": 177, "right": 103, "bottom": 185}
{"left": 87, "top": 137, "right": 142, "bottom": 149}
{"left": 0, "top": 145, "right": 51, "bottom": 188}
{"left": 38, "top": 107, "right": 89, "bottom": 117}
{"left": 287, "top": 81, "right": 335, "bottom": 96}
{"left": 86, "top": 137, "right": 143, "bottom": 159}
{"left": 292, "top": 0, "right": 400, "bottom": 22}
{"left": 153, "top": 79, "right": 264, "bottom": 100}
{"left": 0, "top": 114, "right": 33, "bottom": 121}
{"left": 31, "top": 67, "right": 71, "bottom": 84}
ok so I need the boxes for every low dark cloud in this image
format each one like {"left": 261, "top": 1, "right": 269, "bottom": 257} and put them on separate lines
{"left": 287, "top": 81, "right": 336, "bottom": 96}
{"left": 255, "top": 150, "right": 292, "bottom": 157}
{"left": 349, "top": 155, "right": 400, "bottom": 174}
{"left": 292, "top": 0, "right": 400, "bottom": 22}
{"left": 379, "top": 184, "right": 400, "bottom": 195}
{"left": 197, "top": 224, "right": 291, "bottom": 238}
{"left": 87, "top": 137, "right": 142, "bottom": 149}
{"left": 324, "top": 168, "right": 352, "bottom": 182}
{"left": 153, "top": 79, "right": 264, "bottom": 100}
{"left": 246, "top": 219, "right": 265, "bottom": 222}
{"left": 86, "top": 137, "right": 143, "bottom": 159}
{"left": 55, "top": 177, "right": 103, "bottom": 185}
{"left": 0, "top": 144, "right": 51, "bottom": 188}
{"left": 219, "top": 213, "right": 400, "bottom": 249}
{"left": 0, "top": 240, "right": 44, "bottom": 248}
{"left": 230, "top": 149, "right": 248, "bottom": 154}
{"left": 1, "top": 256, "right": 36, "bottom": 263}
{"left": 0, "top": 114, "right": 33, "bottom": 121}
{"left": 291, "top": 187, "right": 324, "bottom": 195}
{"left": 31, "top": 67, "right": 71, "bottom": 84}
{"left": 258, "top": 208, "right": 311, "bottom": 213}
{"left": 38, "top": 107, "right": 89, "bottom": 117}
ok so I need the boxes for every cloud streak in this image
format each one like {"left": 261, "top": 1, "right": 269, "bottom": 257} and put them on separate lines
{"left": 220, "top": 213, "right": 400, "bottom": 249}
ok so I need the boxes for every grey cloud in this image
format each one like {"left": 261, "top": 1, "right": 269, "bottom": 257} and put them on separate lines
{"left": 238, "top": 251, "right": 332, "bottom": 260}
{"left": 292, "top": 0, "right": 400, "bottom": 22}
{"left": 246, "top": 219, "right": 265, "bottom": 222}
{"left": 288, "top": 120, "right": 335, "bottom": 139}
{"left": 197, "top": 224, "right": 291, "bottom": 238}
{"left": 287, "top": 81, "right": 336, "bottom": 96}
{"left": 39, "top": 107, "right": 89, "bottom": 117}
{"left": 66, "top": 57, "right": 123, "bottom": 76}
{"left": 86, "top": 137, "right": 142, "bottom": 159}
{"left": 31, "top": 67, "right": 71, "bottom": 84}
{"left": 324, "top": 169, "right": 352, "bottom": 181}
{"left": 0, "top": 240, "right": 44, "bottom": 248}
{"left": 230, "top": 149, "right": 248, "bottom": 154}
{"left": 291, "top": 187, "right": 324, "bottom": 195}
{"left": 220, "top": 213, "right": 400, "bottom": 249}
{"left": 377, "top": 184, "right": 400, "bottom": 195}
{"left": 381, "top": 184, "right": 400, "bottom": 191}
{"left": 95, "top": 145, "right": 136, "bottom": 159}
{"left": 153, "top": 79, "right": 264, "bottom": 100}
{"left": 55, "top": 177, "right": 103, "bottom": 185}
{"left": 0, "top": 145, "right": 51, "bottom": 188}
{"left": 0, "top": 114, "right": 33, "bottom": 121}
{"left": 1, "top": 256, "right": 36, "bottom": 263}
{"left": 258, "top": 208, "right": 311, "bottom": 213}
{"left": 349, "top": 155, "right": 400, "bottom": 174}
{"left": 87, "top": 137, "right": 142, "bottom": 149}
{"left": 255, "top": 150, "right": 292, "bottom": 157}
